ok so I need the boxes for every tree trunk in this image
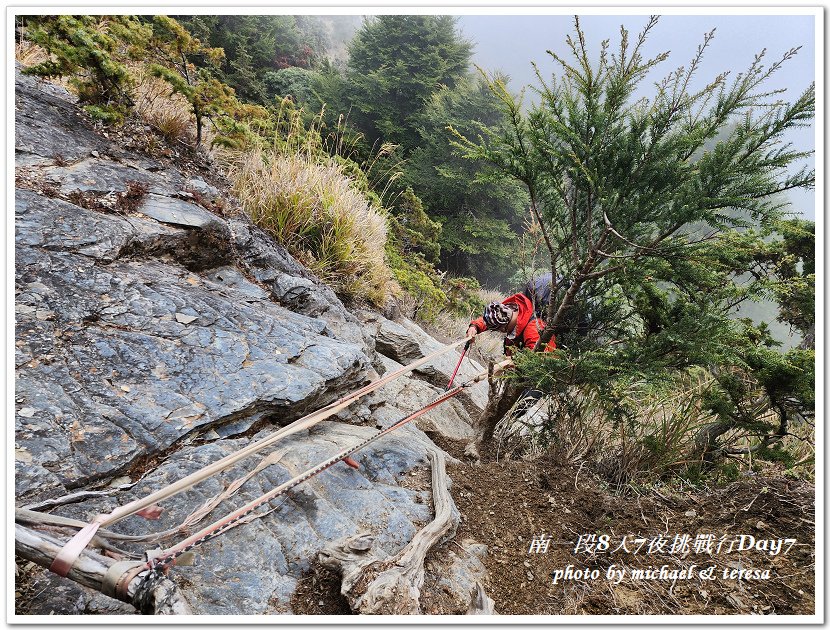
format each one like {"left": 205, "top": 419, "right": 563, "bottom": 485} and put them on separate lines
{"left": 14, "top": 524, "right": 191, "bottom": 615}
{"left": 194, "top": 106, "right": 203, "bottom": 147}
{"left": 693, "top": 418, "right": 737, "bottom": 465}
{"left": 474, "top": 372, "right": 524, "bottom": 447}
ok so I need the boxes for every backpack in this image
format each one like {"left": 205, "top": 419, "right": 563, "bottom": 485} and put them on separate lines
{"left": 522, "top": 274, "right": 592, "bottom": 344}
{"left": 522, "top": 273, "right": 559, "bottom": 320}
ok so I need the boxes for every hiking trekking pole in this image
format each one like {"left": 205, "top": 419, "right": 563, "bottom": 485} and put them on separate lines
{"left": 447, "top": 338, "right": 472, "bottom": 390}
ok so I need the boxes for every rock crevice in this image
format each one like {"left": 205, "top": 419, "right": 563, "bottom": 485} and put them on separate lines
{"left": 14, "top": 69, "right": 492, "bottom": 616}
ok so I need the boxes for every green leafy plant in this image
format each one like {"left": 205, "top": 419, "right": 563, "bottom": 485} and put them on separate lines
{"left": 455, "top": 16, "right": 814, "bottom": 476}
{"left": 143, "top": 16, "right": 235, "bottom": 147}
{"left": 22, "top": 15, "right": 148, "bottom": 122}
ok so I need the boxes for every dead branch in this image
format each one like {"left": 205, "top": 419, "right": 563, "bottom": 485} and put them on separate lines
{"left": 14, "top": 524, "right": 191, "bottom": 615}
{"left": 319, "top": 448, "right": 470, "bottom": 614}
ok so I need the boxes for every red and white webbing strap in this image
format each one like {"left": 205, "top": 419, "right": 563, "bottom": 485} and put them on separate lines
{"left": 47, "top": 339, "right": 468, "bottom": 577}
{"left": 140, "top": 360, "right": 509, "bottom": 580}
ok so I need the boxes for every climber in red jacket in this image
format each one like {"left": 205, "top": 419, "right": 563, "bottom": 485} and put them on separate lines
{"left": 466, "top": 293, "right": 556, "bottom": 420}
{"left": 465, "top": 293, "right": 556, "bottom": 354}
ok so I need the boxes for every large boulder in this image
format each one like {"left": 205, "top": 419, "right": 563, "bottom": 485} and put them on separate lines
{"left": 372, "top": 316, "right": 489, "bottom": 412}
{"left": 50, "top": 421, "right": 442, "bottom": 614}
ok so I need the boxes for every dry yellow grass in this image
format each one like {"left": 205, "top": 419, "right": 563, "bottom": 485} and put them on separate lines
{"left": 14, "top": 40, "right": 49, "bottom": 67}
{"left": 130, "top": 65, "right": 195, "bottom": 144}
{"left": 228, "top": 149, "right": 390, "bottom": 303}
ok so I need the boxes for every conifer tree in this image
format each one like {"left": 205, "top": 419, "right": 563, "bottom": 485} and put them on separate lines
{"left": 456, "top": 17, "right": 815, "bottom": 464}
{"left": 407, "top": 75, "right": 529, "bottom": 287}
{"left": 342, "top": 15, "right": 473, "bottom": 152}
{"left": 142, "top": 16, "right": 234, "bottom": 147}
{"left": 22, "top": 15, "right": 147, "bottom": 122}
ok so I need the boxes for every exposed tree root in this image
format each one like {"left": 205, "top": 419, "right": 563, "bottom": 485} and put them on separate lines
{"left": 319, "top": 448, "right": 465, "bottom": 614}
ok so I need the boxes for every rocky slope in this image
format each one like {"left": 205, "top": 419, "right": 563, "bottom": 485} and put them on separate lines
{"left": 14, "top": 68, "right": 488, "bottom": 615}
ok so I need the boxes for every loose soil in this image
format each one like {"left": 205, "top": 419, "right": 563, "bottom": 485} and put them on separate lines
{"left": 439, "top": 435, "right": 815, "bottom": 616}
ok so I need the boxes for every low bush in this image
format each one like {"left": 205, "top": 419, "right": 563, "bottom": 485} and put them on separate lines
{"left": 229, "top": 149, "right": 390, "bottom": 304}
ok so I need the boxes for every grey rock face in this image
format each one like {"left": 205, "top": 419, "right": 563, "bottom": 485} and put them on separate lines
{"left": 137, "top": 194, "right": 226, "bottom": 230}
{"left": 16, "top": 188, "right": 369, "bottom": 494}
{"left": 14, "top": 67, "right": 484, "bottom": 616}
{"left": 52, "top": 422, "right": 437, "bottom": 615}
{"left": 374, "top": 316, "right": 489, "bottom": 411}
{"left": 436, "top": 540, "right": 490, "bottom": 609}
{"left": 229, "top": 219, "right": 369, "bottom": 351}
{"left": 15, "top": 69, "right": 112, "bottom": 165}
{"left": 364, "top": 356, "right": 475, "bottom": 441}
{"left": 14, "top": 70, "right": 374, "bottom": 500}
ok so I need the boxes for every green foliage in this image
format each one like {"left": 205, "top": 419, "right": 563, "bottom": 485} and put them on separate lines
{"left": 456, "top": 16, "right": 815, "bottom": 478}
{"left": 388, "top": 187, "right": 441, "bottom": 264}
{"left": 755, "top": 443, "right": 797, "bottom": 467}
{"left": 443, "top": 276, "right": 486, "bottom": 318}
{"left": 385, "top": 198, "right": 483, "bottom": 322}
{"left": 22, "top": 15, "right": 148, "bottom": 123}
{"left": 341, "top": 16, "right": 473, "bottom": 152}
{"left": 386, "top": 244, "right": 448, "bottom": 322}
{"left": 756, "top": 218, "right": 815, "bottom": 339}
{"left": 82, "top": 104, "right": 128, "bottom": 124}
{"left": 263, "top": 66, "right": 318, "bottom": 105}
{"left": 21, "top": 15, "right": 262, "bottom": 148}
{"left": 174, "top": 16, "right": 323, "bottom": 104}
{"left": 407, "top": 75, "right": 529, "bottom": 286}
{"left": 141, "top": 16, "right": 233, "bottom": 146}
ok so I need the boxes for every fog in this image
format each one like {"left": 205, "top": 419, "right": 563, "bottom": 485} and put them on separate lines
{"left": 455, "top": 13, "right": 816, "bottom": 221}
{"left": 317, "top": 12, "right": 816, "bottom": 220}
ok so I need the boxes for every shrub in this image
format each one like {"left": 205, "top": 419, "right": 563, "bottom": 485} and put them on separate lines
{"left": 388, "top": 187, "right": 441, "bottom": 264}
{"left": 22, "top": 15, "right": 148, "bottom": 123}
{"left": 229, "top": 149, "right": 389, "bottom": 304}
{"left": 444, "top": 276, "right": 485, "bottom": 318}
{"left": 386, "top": 244, "right": 447, "bottom": 322}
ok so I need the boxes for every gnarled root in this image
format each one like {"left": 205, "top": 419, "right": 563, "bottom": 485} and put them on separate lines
{"left": 319, "top": 448, "right": 458, "bottom": 614}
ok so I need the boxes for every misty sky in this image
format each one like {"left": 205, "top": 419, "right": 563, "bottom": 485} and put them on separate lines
{"left": 455, "top": 13, "right": 817, "bottom": 219}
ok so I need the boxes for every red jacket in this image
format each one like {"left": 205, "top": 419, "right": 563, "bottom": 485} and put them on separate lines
{"left": 470, "top": 293, "right": 556, "bottom": 352}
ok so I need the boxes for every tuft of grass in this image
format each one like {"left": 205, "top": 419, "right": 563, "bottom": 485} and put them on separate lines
{"left": 229, "top": 149, "right": 390, "bottom": 304}
{"left": 14, "top": 39, "right": 49, "bottom": 67}
{"left": 130, "top": 65, "right": 194, "bottom": 144}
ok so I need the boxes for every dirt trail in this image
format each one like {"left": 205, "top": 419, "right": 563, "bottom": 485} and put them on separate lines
{"left": 434, "top": 435, "right": 815, "bottom": 616}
